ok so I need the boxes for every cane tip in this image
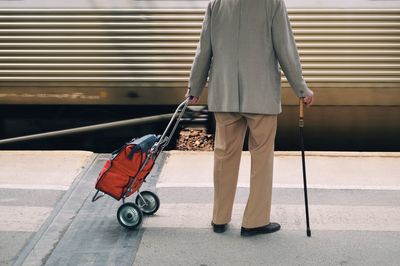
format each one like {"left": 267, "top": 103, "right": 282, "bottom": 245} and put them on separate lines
{"left": 307, "top": 229, "right": 311, "bottom": 237}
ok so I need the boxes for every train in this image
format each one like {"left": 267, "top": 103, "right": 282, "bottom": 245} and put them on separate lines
{"left": 0, "top": 0, "right": 399, "bottom": 151}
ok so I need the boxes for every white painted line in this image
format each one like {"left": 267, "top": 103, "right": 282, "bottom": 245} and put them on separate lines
{"left": 0, "top": 184, "right": 69, "bottom": 191}
{"left": 0, "top": 206, "right": 52, "bottom": 232}
{"left": 157, "top": 182, "right": 400, "bottom": 190}
{"left": 143, "top": 203, "right": 400, "bottom": 232}
{"left": 274, "top": 184, "right": 400, "bottom": 190}
{"left": 157, "top": 182, "right": 213, "bottom": 188}
{"left": 166, "top": 150, "right": 400, "bottom": 158}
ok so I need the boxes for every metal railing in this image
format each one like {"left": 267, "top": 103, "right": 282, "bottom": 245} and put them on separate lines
{"left": 0, "top": 113, "right": 174, "bottom": 145}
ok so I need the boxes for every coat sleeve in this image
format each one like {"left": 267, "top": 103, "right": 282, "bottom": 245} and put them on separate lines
{"left": 188, "top": 1, "right": 213, "bottom": 97}
{"left": 272, "top": 0, "right": 311, "bottom": 98}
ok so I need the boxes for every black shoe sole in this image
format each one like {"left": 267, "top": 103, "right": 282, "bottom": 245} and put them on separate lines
{"left": 240, "top": 224, "right": 281, "bottom": 237}
{"left": 213, "top": 227, "right": 226, "bottom": 233}
{"left": 211, "top": 222, "right": 227, "bottom": 233}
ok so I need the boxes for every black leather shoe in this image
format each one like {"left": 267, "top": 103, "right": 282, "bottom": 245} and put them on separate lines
{"left": 240, "top": 222, "right": 281, "bottom": 237}
{"left": 211, "top": 221, "right": 228, "bottom": 233}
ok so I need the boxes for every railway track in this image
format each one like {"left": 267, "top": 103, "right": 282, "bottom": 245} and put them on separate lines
{"left": 0, "top": 104, "right": 212, "bottom": 152}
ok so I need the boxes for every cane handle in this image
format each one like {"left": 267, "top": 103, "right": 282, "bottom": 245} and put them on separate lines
{"left": 299, "top": 98, "right": 304, "bottom": 119}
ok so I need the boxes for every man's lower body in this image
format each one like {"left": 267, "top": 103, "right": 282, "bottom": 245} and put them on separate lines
{"left": 212, "top": 112, "right": 280, "bottom": 236}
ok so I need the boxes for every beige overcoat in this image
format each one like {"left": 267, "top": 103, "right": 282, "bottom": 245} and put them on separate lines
{"left": 188, "top": 0, "right": 312, "bottom": 114}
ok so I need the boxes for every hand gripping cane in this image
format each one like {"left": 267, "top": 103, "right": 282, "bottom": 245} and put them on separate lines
{"left": 299, "top": 98, "right": 311, "bottom": 237}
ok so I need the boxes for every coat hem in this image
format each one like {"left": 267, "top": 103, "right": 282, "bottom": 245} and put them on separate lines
{"left": 208, "top": 106, "right": 282, "bottom": 115}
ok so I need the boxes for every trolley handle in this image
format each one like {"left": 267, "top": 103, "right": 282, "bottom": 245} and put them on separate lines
{"left": 152, "top": 97, "right": 191, "bottom": 153}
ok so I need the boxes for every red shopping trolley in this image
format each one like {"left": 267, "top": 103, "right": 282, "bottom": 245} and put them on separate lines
{"left": 92, "top": 98, "right": 190, "bottom": 229}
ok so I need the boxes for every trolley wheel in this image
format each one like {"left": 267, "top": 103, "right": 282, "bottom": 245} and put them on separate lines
{"left": 117, "top": 202, "right": 143, "bottom": 230}
{"left": 135, "top": 191, "right": 160, "bottom": 215}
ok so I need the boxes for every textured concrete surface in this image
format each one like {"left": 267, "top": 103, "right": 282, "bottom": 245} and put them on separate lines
{"left": 0, "top": 232, "right": 33, "bottom": 266}
{"left": 15, "top": 152, "right": 166, "bottom": 266}
{"left": 0, "top": 151, "right": 94, "bottom": 266}
{"left": 137, "top": 151, "right": 400, "bottom": 266}
{"left": 143, "top": 203, "right": 400, "bottom": 231}
{"left": 158, "top": 151, "right": 400, "bottom": 189}
{"left": 0, "top": 151, "right": 93, "bottom": 190}
{"left": 157, "top": 187, "right": 400, "bottom": 206}
{"left": 134, "top": 229, "right": 400, "bottom": 266}
{"left": 4, "top": 150, "right": 400, "bottom": 266}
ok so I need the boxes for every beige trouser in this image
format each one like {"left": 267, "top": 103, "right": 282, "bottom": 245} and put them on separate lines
{"left": 212, "top": 112, "right": 277, "bottom": 228}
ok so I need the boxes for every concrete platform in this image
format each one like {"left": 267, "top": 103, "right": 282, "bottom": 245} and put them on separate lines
{"left": 139, "top": 151, "right": 400, "bottom": 266}
{"left": 0, "top": 151, "right": 94, "bottom": 266}
{"left": 147, "top": 151, "right": 400, "bottom": 230}
{"left": 0, "top": 151, "right": 94, "bottom": 191}
{"left": 2, "top": 150, "right": 399, "bottom": 266}
{"left": 158, "top": 151, "right": 400, "bottom": 190}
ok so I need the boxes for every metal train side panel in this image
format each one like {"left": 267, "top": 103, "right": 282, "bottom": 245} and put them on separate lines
{"left": 0, "top": 9, "right": 399, "bottom": 107}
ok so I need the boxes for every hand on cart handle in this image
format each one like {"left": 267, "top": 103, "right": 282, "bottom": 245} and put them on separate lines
{"left": 185, "top": 88, "right": 200, "bottom": 104}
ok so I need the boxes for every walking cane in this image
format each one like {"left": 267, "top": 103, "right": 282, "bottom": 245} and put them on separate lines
{"left": 299, "top": 98, "right": 311, "bottom": 237}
